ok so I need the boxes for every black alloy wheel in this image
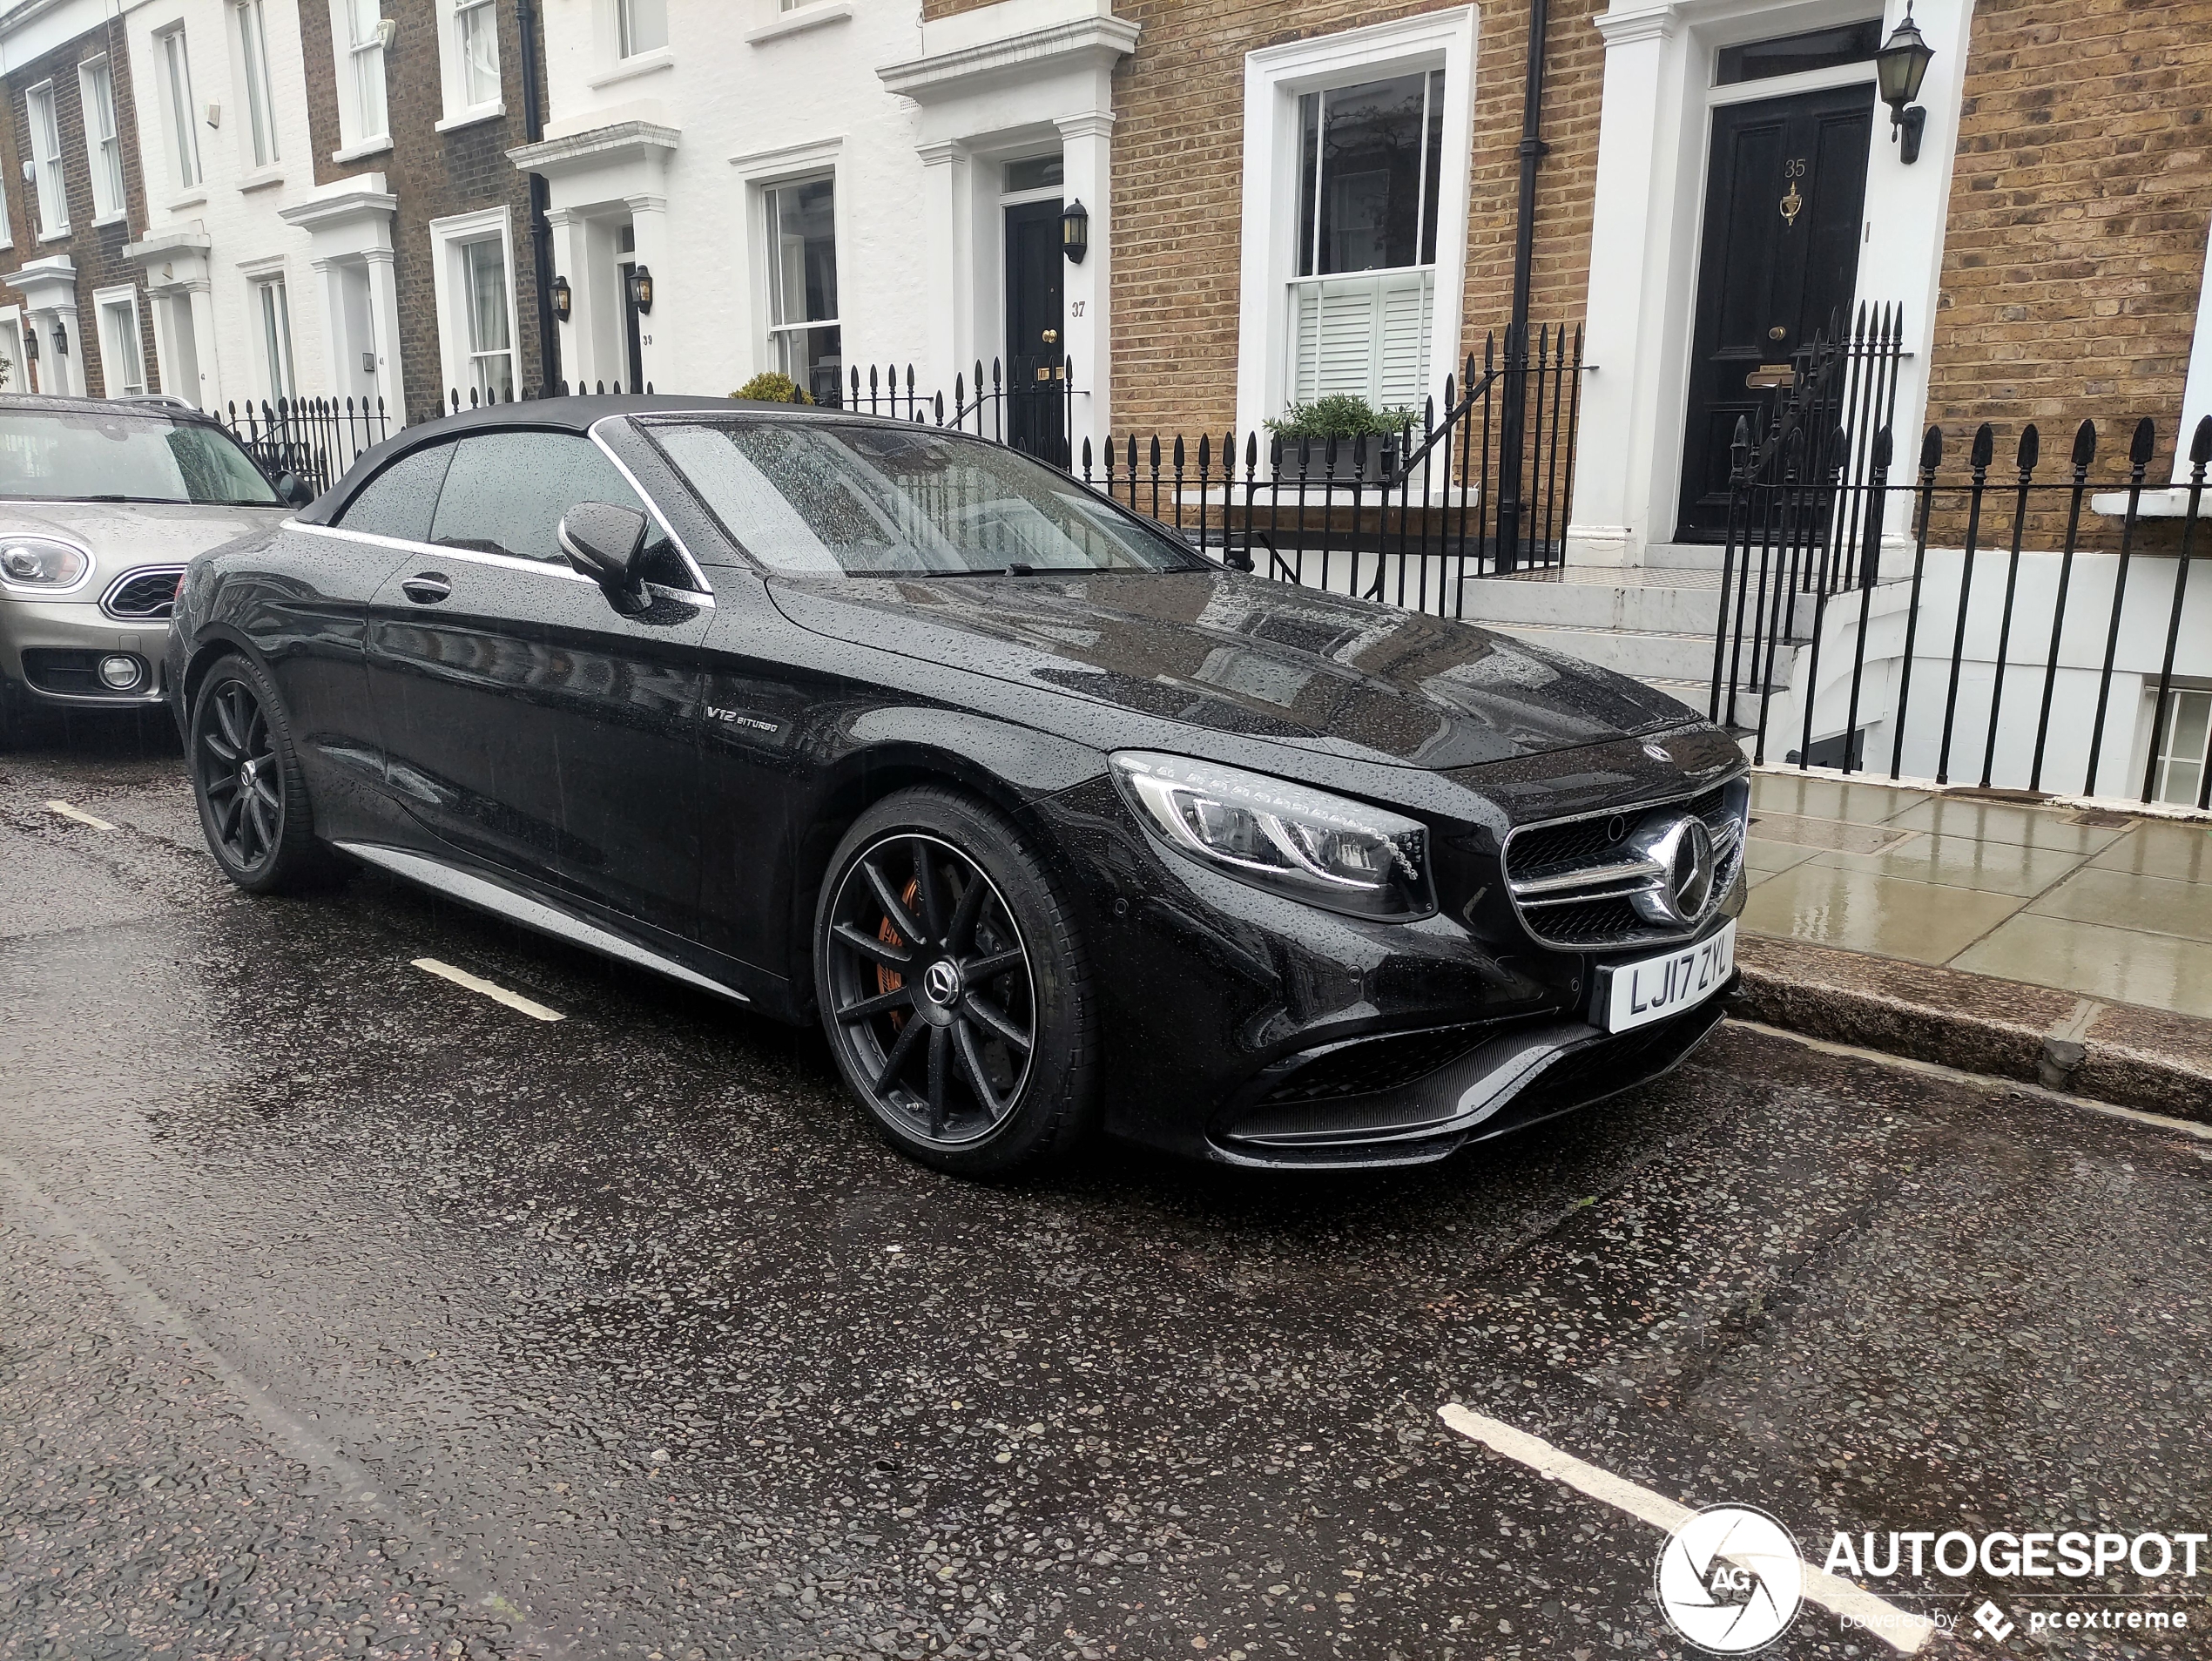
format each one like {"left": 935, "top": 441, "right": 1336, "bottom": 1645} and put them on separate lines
{"left": 815, "top": 789, "right": 1096, "bottom": 1176}
{"left": 189, "top": 655, "right": 335, "bottom": 893}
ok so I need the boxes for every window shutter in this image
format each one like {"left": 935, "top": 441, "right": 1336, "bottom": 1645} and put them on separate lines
{"left": 1377, "top": 273, "right": 1433, "bottom": 408}
{"left": 1289, "top": 272, "right": 1434, "bottom": 409}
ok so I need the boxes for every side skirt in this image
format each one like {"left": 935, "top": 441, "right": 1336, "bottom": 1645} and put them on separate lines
{"left": 334, "top": 841, "right": 752, "bottom": 1006}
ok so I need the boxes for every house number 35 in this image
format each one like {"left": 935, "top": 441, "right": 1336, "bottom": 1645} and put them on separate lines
{"left": 1779, "top": 158, "right": 1807, "bottom": 228}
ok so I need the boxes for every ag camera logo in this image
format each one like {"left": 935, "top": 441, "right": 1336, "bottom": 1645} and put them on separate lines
{"left": 1655, "top": 1505, "right": 1804, "bottom": 1653}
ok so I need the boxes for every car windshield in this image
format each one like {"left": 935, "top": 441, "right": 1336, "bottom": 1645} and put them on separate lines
{"left": 648, "top": 419, "right": 1207, "bottom": 577}
{"left": 0, "top": 408, "right": 283, "bottom": 506}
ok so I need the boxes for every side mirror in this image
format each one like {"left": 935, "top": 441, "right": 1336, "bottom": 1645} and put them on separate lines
{"left": 557, "top": 501, "right": 649, "bottom": 605}
{"left": 275, "top": 470, "right": 314, "bottom": 508}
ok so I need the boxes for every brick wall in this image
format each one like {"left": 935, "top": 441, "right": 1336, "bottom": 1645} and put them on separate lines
{"left": 924, "top": 0, "right": 1604, "bottom": 438}
{"left": 1923, "top": 0, "right": 2212, "bottom": 478}
{"left": 0, "top": 17, "right": 159, "bottom": 398}
{"left": 298, "top": 0, "right": 548, "bottom": 423}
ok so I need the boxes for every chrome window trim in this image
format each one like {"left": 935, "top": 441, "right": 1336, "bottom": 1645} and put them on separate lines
{"left": 293, "top": 518, "right": 715, "bottom": 606}
{"left": 586, "top": 415, "right": 712, "bottom": 594}
{"left": 98, "top": 563, "right": 188, "bottom": 619}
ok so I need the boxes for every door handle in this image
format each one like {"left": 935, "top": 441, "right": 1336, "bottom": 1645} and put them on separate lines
{"left": 1041, "top": 328, "right": 1059, "bottom": 345}
{"left": 401, "top": 572, "right": 452, "bottom": 604}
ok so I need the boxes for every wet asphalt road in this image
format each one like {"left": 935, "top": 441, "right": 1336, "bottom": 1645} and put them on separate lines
{"left": 3, "top": 725, "right": 2211, "bottom": 1661}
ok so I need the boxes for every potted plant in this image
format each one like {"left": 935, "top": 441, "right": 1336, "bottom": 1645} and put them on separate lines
{"left": 1265, "top": 395, "right": 1413, "bottom": 483}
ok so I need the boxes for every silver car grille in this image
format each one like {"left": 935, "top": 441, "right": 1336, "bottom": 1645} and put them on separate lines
{"left": 100, "top": 566, "right": 188, "bottom": 622}
{"left": 1502, "top": 775, "right": 1750, "bottom": 950}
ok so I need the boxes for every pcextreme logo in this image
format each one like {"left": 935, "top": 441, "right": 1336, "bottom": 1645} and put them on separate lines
{"left": 1654, "top": 1506, "right": 1804, "bottom": 1653}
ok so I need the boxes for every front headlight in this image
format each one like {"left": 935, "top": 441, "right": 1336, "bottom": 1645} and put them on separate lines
{"left": 0, "top": 536, "right": 91, "bottom": 594}
{"left": 1109, "top": 751, "right": 1434, "bottom": 920}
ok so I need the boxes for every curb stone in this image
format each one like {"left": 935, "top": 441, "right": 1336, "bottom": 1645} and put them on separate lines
{"left": 1730, "top": 934, "right": 2212, "bottom": 1124}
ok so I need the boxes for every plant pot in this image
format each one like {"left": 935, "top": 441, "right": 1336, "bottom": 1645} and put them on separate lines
{"left": 1271, "top": 436, "right": 1394, "bottom": 484}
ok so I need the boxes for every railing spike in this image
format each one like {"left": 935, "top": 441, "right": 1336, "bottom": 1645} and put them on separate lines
{"left": 2129, "top": 415, "right": 2157, "bottom": 467}
{"left": 2017, "top": 423, "right": 2040, "bottom": 473}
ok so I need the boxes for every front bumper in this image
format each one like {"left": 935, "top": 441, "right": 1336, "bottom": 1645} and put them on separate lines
{"left": 0, "top": 594, "right": 170, "bottom": 711}
{"left": 1027, "top": 749, "right": 1746, "bottom": 1171}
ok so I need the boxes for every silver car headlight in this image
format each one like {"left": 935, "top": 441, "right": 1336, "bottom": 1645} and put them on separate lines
{"left": 0, "top": 536, "right": 91, "bottom": 595}
{"left": 1109, "top": 752, "right": 1434, "bottom": 921}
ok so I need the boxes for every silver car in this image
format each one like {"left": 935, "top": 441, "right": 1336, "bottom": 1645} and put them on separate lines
{"left": 0, "top": 395, "right": 302, "bottom": 746}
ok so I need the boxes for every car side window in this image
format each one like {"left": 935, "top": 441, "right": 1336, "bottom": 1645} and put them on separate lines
{"left": 428, "top": 430, "right": 686, "bottom": 584}
{"left": 333, "top": 443, "right": 455, "bottom": 544}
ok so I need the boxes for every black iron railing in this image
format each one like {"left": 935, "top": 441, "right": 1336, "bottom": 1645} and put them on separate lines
{"left": 1710, "top": 407, "right": 2212, "bottom": 809}
{"left": 1069, "top": 326, "right": 1585, "bottom": 616}
{"left": 214, "top": 396, "right": 395, "bottom": 496}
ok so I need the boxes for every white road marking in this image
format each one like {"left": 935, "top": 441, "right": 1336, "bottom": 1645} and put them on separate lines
{"left": 1436, "top": 1405, "right": 1936, "bottom": 1654}
{"left": 411, "top": 957, "right": 564, "bottom": 1023}
{"left": 45, "top": 800, "right": 117, "bottom": 831}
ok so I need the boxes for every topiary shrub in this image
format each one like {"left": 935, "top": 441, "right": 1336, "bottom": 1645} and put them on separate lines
{"left": 732, "top": 371, "right": 814, "bottom": 405}
{"left": 1264, "top": 393, "right": 1415, "bottom": 441}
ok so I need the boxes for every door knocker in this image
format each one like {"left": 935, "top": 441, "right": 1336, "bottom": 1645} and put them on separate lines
{"left": 1780, "top": 157, "right": 1806, "bottom": 227}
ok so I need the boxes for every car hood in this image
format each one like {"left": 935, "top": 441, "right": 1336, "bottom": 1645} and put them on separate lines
{"left": 766, "top": 568, "right": 1700, "bottom": 770}
{"left": 1, "top": 499, "right": 287, "bottom": 577}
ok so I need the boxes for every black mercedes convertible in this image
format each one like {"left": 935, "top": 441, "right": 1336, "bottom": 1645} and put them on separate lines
{"left": 167, "top": 395, "right": 1747, "bottom": 1176}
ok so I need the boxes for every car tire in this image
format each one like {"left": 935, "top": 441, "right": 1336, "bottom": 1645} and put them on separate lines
{"left": 813, "top": 787, "right": 1097, "bottom": 1178}
{"left": 188, "top": 653, "right": 339, "bottom": 894}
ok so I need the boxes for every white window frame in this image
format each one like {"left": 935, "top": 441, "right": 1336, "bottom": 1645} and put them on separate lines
{"left": 27, "top": 82, "right": 69, "bottom": 239}
{"left": 329, "top": 0, "right": 392, "bottom": 158}
{"left": 762, "top": 173, "right": 841, "bottom": 402}
{"left": 233, "top": 0, "right": 281, "bottom": 172}
{"left": 155, "top": 25, "right": 205, "bottom": 196}
{"left": 240, "top": 259, "right": 296, "bottom": 402}
{"left": 437, "top": 0, "right": 504, "bottom": 129}
{"left": 1233, "top": 10, "right": 1475, "bottom": 444}
{"left": 732, "top": 138, "right": 845, "bottom": 393}
{"left": 92, "top": 285, "right": 146, "bottom": 397}
{"left": 0, "top": 307, "right": 24, "bottom": 390}
{"left": 616, "top": 0, "right": 668, "bottom": 58}
{"left": 78, "top": 57, "right": 127, "bottom": 223}
{"left": 428, "top": 206, "right": 519, "bottom": 402}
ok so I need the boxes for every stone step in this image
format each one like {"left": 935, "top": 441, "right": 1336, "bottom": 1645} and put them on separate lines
{"left": 1457, "top": 572, "right": 1729, "bottom": 634}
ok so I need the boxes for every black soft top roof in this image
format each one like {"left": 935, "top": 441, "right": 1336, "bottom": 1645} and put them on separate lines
{"left": 295, "top": 394, "right": 919, "bottom": 523}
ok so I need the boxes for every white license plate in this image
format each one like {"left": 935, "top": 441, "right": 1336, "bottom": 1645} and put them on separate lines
{"left": 1598, "top": 921, "right": 1737, "bottom": 1034}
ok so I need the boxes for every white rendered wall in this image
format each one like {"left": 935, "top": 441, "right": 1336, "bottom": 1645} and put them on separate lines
{"left": 529, "top": 0, "right": 937, "bottom": 404}
{"left": 121, "top": 0, "right": 336, "bottom": 411}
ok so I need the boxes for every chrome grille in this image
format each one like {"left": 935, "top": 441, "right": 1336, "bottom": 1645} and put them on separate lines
{"left": 100, "top": 566, "right": 187, "bottom": 621}
{"left": 1502, "top": 775, "right": 1750, "bottom": 950}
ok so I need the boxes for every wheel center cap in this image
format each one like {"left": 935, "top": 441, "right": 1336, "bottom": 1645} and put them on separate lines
{"left": 921, "top": 958, "right": 963, "bottom": 1008}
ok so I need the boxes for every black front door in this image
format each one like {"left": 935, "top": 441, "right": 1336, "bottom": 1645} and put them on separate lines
{"left": 1676, "top": 83, "right": 1873, "bottom": 538}
{"left": 1004, "top": 201, "right": 1066, "bottom": 463}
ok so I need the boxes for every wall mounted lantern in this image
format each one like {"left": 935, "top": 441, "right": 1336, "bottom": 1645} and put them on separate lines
{"left": 1061, "top": 199, "right": 1089, "bottom": 265}
{"left": 51, "top": 324, "right": 68, "bottom": 357}
{"left": 21, "top": 325, "right": 37, "bottom": 362}
{"left": 552, "top": 274, "right": 573, "bottom": 324}
{"left": 1876, "top": 3, "right": 1936, "bottom": 164}
{"left": 625, "top": 265, "right": 653, "bottom": 315}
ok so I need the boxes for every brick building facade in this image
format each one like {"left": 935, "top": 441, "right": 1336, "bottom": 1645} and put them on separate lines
{"left": 296, "top": 0, "right": 550, "bottom": 422}
{"left": 0, "top": 9, "right": 158, "bottom": 402}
